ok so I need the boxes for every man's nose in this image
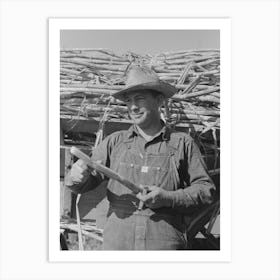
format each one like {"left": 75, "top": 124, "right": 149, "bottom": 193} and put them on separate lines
{"left": 130, "top": 102, "right": 139, "bottom": 111}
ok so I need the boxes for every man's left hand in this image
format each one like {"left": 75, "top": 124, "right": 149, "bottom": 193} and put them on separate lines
{"left": 136, "top": 185, "right": 173, "bottom": 209}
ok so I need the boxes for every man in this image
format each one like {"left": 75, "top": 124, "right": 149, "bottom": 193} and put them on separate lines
{"left": 66, "top": 65, "right": 215, "bottom": 250}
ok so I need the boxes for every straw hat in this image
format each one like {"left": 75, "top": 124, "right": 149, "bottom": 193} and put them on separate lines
{"left": 112, "top": 65, "right": 177, "bottom": 100}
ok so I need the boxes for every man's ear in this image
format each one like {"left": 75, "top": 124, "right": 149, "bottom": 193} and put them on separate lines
{"left": 156, "top": 94, "right": 165, "bottom": 107}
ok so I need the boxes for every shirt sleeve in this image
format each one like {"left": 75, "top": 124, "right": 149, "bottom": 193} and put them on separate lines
{"left": 171, "top": 137, "right": 216, "bottom": 213}
{"left": 65, "top": 135, "right": 113, "bottom": 195}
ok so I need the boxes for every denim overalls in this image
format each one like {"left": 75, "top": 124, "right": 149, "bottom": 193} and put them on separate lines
{"left": 102, "top": 128, "right": 187, "bottom": 250}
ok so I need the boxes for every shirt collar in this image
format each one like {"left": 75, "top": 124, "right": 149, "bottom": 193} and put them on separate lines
{"left": 125, "top": 122, "right": 170, "bottom": 142}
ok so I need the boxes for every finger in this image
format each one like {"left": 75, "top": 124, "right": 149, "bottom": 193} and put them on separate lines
{"left": 136, "top": 193, "right": 149, "bottom": 203}
{"left": 141, "top": 191, "right": 157, "bottom": 203}
{"left": 144, "top": 198, "right": 156, "bottom": 208}
{"left": 71, "top": 174, "right": 82, "bottom": 184}
{"left": 76, "top": 159, "right": 88, "bottom": 170}
{"left": 145, "top": 189, "right": 157, "bottom": 199}
{"left": 136, "top": 193, "right": 144, "bottom": 201}
{"left": 78, "top": 161, "right": 91, "bottom": 174}
{"left": 146, "top": 185, "right": 158, "bottom": 192}
{"left": 70, "top": 171, "right": 82, "bottom": 182}
{"left": 88, "top": 160, "right": 101, "bottom": 173}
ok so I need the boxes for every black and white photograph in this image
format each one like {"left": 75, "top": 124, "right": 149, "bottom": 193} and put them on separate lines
{"left": 51, "top": 19, "right": 229, "bottom": 257}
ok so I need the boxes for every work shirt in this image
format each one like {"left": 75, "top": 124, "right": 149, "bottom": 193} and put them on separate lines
{"left": 67, "top": 124, "right": 215, "bottom": 250}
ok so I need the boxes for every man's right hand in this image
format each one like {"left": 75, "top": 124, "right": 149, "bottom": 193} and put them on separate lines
{"left": 68, "top": 159, "right": 90, "bottom": 185}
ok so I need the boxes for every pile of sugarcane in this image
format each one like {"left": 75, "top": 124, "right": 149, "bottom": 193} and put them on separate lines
{"left": 60, "top": 218, "right": 103, "bottom": 243}
{"left": 60, "top": 48, "right": 220, "bottom": 133}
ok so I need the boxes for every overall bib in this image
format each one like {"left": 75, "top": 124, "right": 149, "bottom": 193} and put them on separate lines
{"left": 102, "top": 136, "right": 187, "bottom": 250}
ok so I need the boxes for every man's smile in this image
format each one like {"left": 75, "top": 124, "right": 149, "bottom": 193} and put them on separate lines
{"left": 130, "top": 112, "right": 144, "bottom": 118}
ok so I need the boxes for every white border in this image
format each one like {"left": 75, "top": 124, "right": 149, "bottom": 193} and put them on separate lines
{"left": 49, "top": 18, "right": 231, "bottom": 262}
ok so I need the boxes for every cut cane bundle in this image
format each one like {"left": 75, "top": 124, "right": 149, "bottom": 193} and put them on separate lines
{"left": 60, "top": 48, "right": 220, "bottom": 132}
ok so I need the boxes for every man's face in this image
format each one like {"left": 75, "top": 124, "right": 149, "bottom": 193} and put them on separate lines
{"left": 123, "top": 90, "right": 163, "bottom": 129}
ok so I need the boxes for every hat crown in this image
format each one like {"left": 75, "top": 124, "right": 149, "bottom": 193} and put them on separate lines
{"left": 112, "top": 64, "right": 177, "bottom": 100}
{"left": 125, "top": 66, "right": 160, "bottom": 88}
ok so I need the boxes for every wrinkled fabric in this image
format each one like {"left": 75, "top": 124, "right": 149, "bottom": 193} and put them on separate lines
{"left": 67, "top": 125, "right": 215, "bottom": 250}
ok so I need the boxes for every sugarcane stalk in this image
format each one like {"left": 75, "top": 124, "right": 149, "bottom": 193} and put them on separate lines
{"left": 60, "top": 223, "right": 103, "bottom": 242}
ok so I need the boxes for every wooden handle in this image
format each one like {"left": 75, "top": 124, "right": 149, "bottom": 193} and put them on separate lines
{"left": 70, "top": 146, "right": 143, "bottom": 194}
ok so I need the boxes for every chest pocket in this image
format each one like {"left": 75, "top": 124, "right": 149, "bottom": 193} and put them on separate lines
{"left": 142, "top": 140, "right": 181, "bottom": 191}
{"left": 138, "top": 153, "right": 170, "bottom": 187}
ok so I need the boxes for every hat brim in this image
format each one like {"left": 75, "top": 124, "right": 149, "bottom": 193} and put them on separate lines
{"left": 112, "top": 81, "right": 177, "bottom": 101}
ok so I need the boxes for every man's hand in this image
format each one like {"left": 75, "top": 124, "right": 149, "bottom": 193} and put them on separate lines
{"left": 136, "top": 185, "right": 174, "bottom": 209}
{"left": 67, "top": 159, "right": 90, "bottom": 185}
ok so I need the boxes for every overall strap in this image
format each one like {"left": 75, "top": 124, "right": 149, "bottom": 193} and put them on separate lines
{"left": 166, "top": 134, "right": 183, "bottom": 190}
